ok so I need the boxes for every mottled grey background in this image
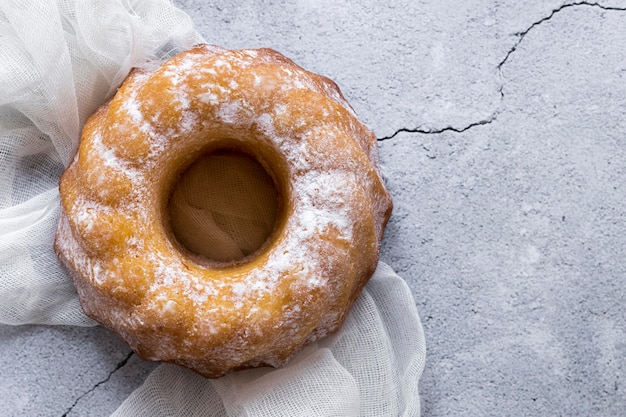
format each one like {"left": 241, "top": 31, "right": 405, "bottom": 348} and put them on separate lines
{"left": 2, "top": 1, "right": 626, "bottom": 415}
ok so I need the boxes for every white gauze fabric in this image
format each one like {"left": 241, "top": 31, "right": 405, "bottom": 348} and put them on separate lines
{"left": 0, "top": 0, "right": 201, "bottom": 325}
{"left": 0, "top": 1, "right": 426, "bottom": 416}
{"left": 169, "top": 151, "right": 280, "bottom": 263}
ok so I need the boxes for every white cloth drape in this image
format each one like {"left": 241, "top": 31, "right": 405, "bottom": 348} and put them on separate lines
{"left": 0, "top": 1, "right": 425, "bottom": 415}
{"left": 0, "top": 0, "right": 200, "bottom": 326}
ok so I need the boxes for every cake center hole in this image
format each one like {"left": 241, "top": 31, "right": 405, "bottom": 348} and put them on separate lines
{"left": 168, "top": 150, "right": 279, "bottom": 263}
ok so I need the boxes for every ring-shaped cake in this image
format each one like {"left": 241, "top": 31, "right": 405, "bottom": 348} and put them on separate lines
{"left": 54, "top": 44, "right": 393, "bottom": 377}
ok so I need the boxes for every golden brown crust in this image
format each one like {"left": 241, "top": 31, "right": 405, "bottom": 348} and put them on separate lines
{"left": 54, "top": 45, "right": 392, "bottom": 378}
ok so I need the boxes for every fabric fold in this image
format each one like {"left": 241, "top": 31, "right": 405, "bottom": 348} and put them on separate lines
{"left": 0, "top": 0, "right": 201, "bottom": 326}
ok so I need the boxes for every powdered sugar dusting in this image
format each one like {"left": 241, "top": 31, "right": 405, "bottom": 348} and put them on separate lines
{"left": 91, "top": 129, "right": 142, "bottom": 183}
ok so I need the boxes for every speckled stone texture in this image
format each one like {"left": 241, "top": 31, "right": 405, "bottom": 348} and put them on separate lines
{"left": 2, "top": 1, "right": 626, "bottom": 415}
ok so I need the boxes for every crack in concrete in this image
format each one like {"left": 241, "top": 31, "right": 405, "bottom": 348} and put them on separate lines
{"left": 497, "top": 1, "right": 626, "bottom": 70}
{"left": 61, "top": 351, "right": 134, "bottom": 417}
{"left": 377, "top": 113, "right": 498, "bottom": 141}
{"left": 379, "top": 1, "right": 626, "bottom": 142}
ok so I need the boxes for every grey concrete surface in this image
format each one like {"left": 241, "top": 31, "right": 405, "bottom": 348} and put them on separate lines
{"left": 2, "top": 0, "right": 626, "bottom": 415}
